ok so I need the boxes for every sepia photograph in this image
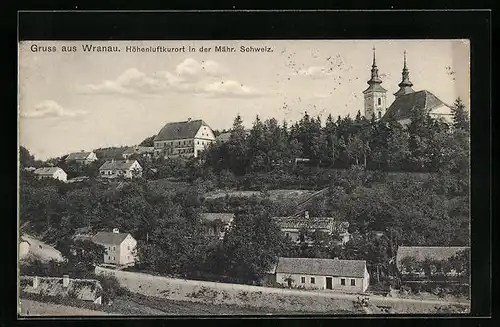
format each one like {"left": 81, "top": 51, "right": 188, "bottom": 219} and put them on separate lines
{"left": 18, "top": 39, "right": 471, "bottom": 316}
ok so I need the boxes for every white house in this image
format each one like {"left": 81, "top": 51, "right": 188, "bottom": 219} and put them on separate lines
{"left": 98, "top": 160, "right": 142, "bottom": 179}
{"left": 274, "top": 257, "right": 370, "bottom": 293}
{"left": 65, "top": 151, "right": 98, "bottom": 165}
{"left": 33, "top": 167, "right": 67, "bottom": 182}
{"left": 91, "top": 228, "right": 137, "bottom": 266}
{"left": 153, "top": 118, "right": 216, "bottom": 158}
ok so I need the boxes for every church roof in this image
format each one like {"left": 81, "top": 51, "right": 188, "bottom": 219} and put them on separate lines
{"left": 154, "top": 119, "right": 208, "bottom": 141}
{"left": 382, "top": 90, "right": 449, "bottom": 122}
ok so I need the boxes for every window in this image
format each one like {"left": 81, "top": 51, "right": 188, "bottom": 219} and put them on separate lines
{"left": 341, "top": 278, "right": 346, "bottom": 286}
{"left": 378, "top": 111, "right": 382, "bottom": 119}
{"left": 197, "top": 141, "right": 199, "bottom": 145}
{"left": 301, "top": 277, "right": 305, "bottom": 284}
{"left": 377, "top": 97, "right": 381, "bottom": 105}
{"left": 350, "top": 279, "right": 356, "bottom": 286}
{"left": 310, "top": 277, "right": 315, "bottom": 284}
{"left": 113, "top": 246, "right": 115, "bottom": 251}
{"left": 128, "top": 246, "right": 130, "bottom": 250}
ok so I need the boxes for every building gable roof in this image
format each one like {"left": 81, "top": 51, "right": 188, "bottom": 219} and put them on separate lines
{"left": 92, "top": 232, "right": 131, "bottom": 245}
{"left": 66, "top": 151, "right": 92, "bottom": 160}
{"left": 383, "top": 90, "right": 450, "bottom": 122}
{"left": 396, "top": 246, "right": 470, "bottom": 267}
{"left": 99, "top": 160, "right": 140, "bottom": 171}
{"left": 272, "top": 216, "right": 348, "bottom": 231}
{"left": 201, "top": 213, "right": 235, "bottom": 224}
{"left": 275, "top": 257, "right": 366, "bottom": 278}
{"left": 154, "top": 120, "right": 209, "bottom": 141}
{"left": 34, "top": 167, "right": 64, "bottom": 175}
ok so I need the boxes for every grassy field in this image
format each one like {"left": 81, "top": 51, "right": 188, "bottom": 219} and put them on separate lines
{"left": 19, "top": 299, "right": 114, "bottom": 316}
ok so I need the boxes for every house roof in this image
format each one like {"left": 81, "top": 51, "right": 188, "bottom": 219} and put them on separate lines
{"left": 66, "top": 151, "right": 92, "bottom": 160}
{"left": 201, "top": 213, "right": 235, "bottom": 224}
{"left": 92, "top": 232, "right": 131, "bottom": 245}
{"left": 272, "top": 216, "right": 348, "bottom": 231}
{"left": 362, "top": 83, "right": 387, "bottom": 94}
{"left": 383, "top": 90, "right": 450, "bottom": 122}
{"left": 396, "top": 246, "right": 470, "bottom": 267}
{"left": 275, "top": 257, "right": 367, "bottom": 278}
{"left": 122, "top": 146, "right": 155, "bottom": 155}
{"left": 99, "top": 160, "right": 140, "bottom": 171}
{"left": 154, "top": 119, "right": 208, "bottom": 141}
{"left": 216, "top": 132, "right": 232, "bottom": 142}
{"left": 34, "top": 167, "right": 64, "bottom": 175}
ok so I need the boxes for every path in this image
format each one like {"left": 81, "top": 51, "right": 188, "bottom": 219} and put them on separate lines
{"left": 19, "top": 299, "right": 114, "bottom": 316}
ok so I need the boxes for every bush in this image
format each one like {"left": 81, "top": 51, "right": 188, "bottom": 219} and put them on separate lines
{"left": 94, "top": 274, "right": 127, "bottom": 303}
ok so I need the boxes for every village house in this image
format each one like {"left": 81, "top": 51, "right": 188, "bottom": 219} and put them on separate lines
{"left": 396, "top": 246, "right": 470, "bottom": 280}
{"left": 91, "top": 228, "right": 137, "bottom": 266}
{"left": 65, "top": 150, "right": 98, "bottom": 165}
{"left": 33, "top": 167, "right": 67, "bottom": 182}
{"left": 273, "top": 211, "right": 351, "bottom": 246}
{"left": 200, "top": 213, "right": 235, "bottom": 240}
{"left": 153, "top": 118, "right": 216, "bottom": 158}
{"left": 98, "top": 159, "right": 142, "bottom": 179}
{"left": 273, "top": 257, "right": 370, "bottom": 293}
{"left": 121, "top": 146, "right": 155, "bottom": 160}
{"left": 215, "top": 131, "right": 232, "bottom": 143}
{"left": 20, "top": 274, "right": 103, "bottom": 304}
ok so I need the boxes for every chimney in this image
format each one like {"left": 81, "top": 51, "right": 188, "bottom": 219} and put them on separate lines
{"left": 304, "top": 211, "right": 309, "bottom": 219}
{"left": 113, "top": 228, "right": 119, "bottom": 234}
{"left": 62, "top": 274, "right": 69, "bottom": 288}
{"left": 33, "top": 276, "right": 39, "bottom": 289}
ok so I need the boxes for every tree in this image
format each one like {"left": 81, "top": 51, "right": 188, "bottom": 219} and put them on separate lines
{"left": 139, "top": 135, "right": 156, "bottom": 147}
{"left": 20, "top": 146, "right": 38, "bottom": 168}
{"left": 451, "top": 98, "right": 470, "bottom": 132}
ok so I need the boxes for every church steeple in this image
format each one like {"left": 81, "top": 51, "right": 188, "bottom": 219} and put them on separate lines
{"left": 394, "top": 50, "right": 415, "bottom": 97}
{"left": 367, "top": 47, "right": 383, "bottom": 85}
{"left": 362, "top": 47, "right": 387, "bottom": 120}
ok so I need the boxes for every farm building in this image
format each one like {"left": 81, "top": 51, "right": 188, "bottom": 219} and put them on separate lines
{"left": 121, "top": 146, "right": 155, "bottom": 159}
{"left": 33, "top": 167, "right": 67, "bottom": 182}
{"left": 65, "top": 151, "right": 98, "bottom": 165}
{"left": 98, "top": 159, "right": 142, "bottom": 179}
{"left": 274, "top": 257, "right": 370, "bottom": 293}
{"left": 200, "top": 213, "right": 235, "bottom": 240}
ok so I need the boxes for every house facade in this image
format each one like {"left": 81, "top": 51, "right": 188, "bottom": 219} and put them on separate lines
{"left": 92, "top": 229, "right": 137, "bottom": 266}
{"left": 273, "top": 211, "right": 350, "bottom": 246}
{"left": 33, "top": 167, "right": 67, "bottom": 182}
{"left": 98, "top": 160, "right": 142, "bottom": 179}
{"left": 153, "top": 119, "right": 215, "bottom": 158}
{"left": 122, "top": 146, "right": 155, "bottom": 160}
{"left": 200, "top": 213, "right": 235, "bottom": 240}
{"left": 274, "top": 257, "right": 370, "bottom": 293}
{"left": 65, "top": 151, "right": 98, "bottom": 165}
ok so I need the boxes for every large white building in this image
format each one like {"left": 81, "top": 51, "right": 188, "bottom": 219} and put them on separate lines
{"left": 364, "top": 49, "right": 453, "bottom": 125}
{"left": 33, "top": 167, "right": 67, "bottom": 182}
{"left": 153, "top": 119, "right": 216, "bottom": 158}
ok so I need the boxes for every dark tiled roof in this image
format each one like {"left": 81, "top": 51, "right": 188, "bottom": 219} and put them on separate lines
{"left": 272, "top": 217, "right": 348, "bottom": 231}
{"left": 275, "top": 257, "right": 367, "bottom": 278}
{"left": 34, "top": 167, "right": 65, "bottom": 175}
{"left": 99, "top": 160, "right": 140, "bottom": 171}
{"left": 201, "top": 213, "right": 235, "bottom": 224}
{"left": 383, "top": 90, "right": 449, "bottom": 122}
{"left": 154, "top": 120, "right": 209, "bottom": 141}
{"left": 66, "top": 152, "right": 92, "bottom": 160}
{"left": 92, "top": 232, "right": 131, "bottom": 245}
{"left": 396, "top": 246, "right": 470, "bottom": 267}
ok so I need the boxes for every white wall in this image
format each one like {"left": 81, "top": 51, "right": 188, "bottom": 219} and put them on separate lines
{"left": 276, "top": 272, "right": 367, "bottom": 293}
{"left": 119, "top": 235, "right": 137, "bottom": 265}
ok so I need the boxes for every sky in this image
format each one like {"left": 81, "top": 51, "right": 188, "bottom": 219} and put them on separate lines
{"left": 19, "top": 40, "right": 470, "bottom": 160}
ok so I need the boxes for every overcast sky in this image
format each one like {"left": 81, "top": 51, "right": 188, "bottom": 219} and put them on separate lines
{"left": 19, "top": 40, "right": 469, "bottom": 160}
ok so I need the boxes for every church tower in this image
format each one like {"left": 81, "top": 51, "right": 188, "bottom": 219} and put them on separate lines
{"left": 394, "top": 50, "right": 415, "bottom": 98}
{"left": 363, "top": 47, "right": 387, "bottom": 120}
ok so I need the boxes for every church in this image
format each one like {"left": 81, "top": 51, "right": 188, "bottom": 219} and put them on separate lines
{"left": 363, "top": 49, "right": 453, "bottom": 125}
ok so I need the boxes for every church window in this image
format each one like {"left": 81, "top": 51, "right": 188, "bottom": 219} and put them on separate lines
{"left": 377, "top": 98, "right": 381, "bottom": 105}
{"left": 378, "top": 111, "right": 382, "bottom": 119}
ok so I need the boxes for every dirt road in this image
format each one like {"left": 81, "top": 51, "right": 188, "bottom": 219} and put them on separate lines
{"left": 19, "top": 299, "right": 114, "bottom": 316}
